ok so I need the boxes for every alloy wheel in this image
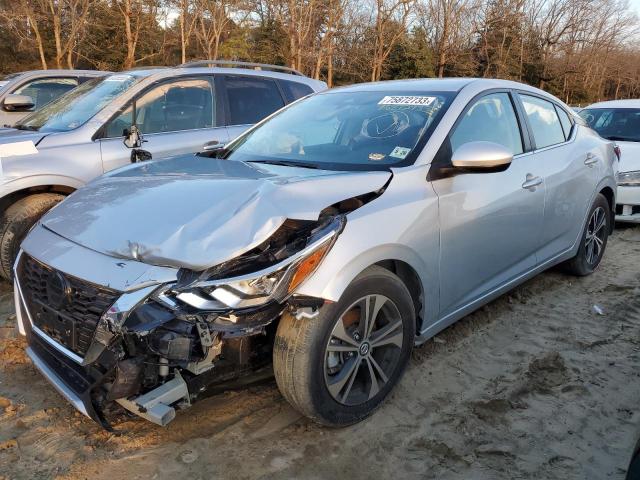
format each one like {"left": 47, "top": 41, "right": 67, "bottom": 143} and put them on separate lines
{"left": 324, "top": 294, "right": 404, "bottom": 406}
{"left": 585, "top": 206, "right": 607, "bottom": 265}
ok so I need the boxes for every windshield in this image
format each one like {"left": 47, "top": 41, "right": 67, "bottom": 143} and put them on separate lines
{"left": 579, "top": 108, "right": 640, "bottom": 142}
{"left": 223, "top": 90, "right": 453, "bottom": 171}
{"left": 14, "top": 74, "right": 140, "bottom": 133}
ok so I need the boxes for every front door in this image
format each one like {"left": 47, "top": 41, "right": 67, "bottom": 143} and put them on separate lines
{"left": 99, "top": 76, "right": 229, "bottom": 173}
{"left": 430, "top": 91, "right": 545, "bottom": 319}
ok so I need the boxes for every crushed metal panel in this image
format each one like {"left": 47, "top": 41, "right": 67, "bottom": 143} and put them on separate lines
{"left": 41, "top": 156, "right": 391, "bottom": 270}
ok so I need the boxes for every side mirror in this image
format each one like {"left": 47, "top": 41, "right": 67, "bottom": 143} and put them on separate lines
{"left": 131, "top": 149, "right": 152, "bottom": 163}
{"left": 123, "top": 125, "right": 144, "bottom": 149}
{"left": 451, "top": 141, "right": 513, "bottom": 170}
{"left": 3, "top": 94, "right": 35, "bottom": 112}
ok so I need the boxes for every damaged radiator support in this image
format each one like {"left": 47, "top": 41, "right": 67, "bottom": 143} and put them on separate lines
{"left": 115, "top": 371, "right": 190, "bottom": 426}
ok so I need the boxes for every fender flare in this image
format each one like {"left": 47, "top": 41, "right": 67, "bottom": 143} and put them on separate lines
{"left": 1, "top": 174, "right": 84, "bottom": 202}
{"left": 298, "top": 242, "right": 430, "bottom": 306}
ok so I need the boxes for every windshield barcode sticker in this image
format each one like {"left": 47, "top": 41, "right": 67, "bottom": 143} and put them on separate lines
{"left": 378, "top": 96, "right": 436, "bottom": 106}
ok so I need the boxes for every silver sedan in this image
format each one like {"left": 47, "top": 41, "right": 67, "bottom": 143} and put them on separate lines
{"left": 15, "top": 78, "right": 618, "bottom": 428}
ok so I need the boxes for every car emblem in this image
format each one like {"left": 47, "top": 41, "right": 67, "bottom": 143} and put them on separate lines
{"left": 46, "top": 271, "right": 72, "bottom": 309}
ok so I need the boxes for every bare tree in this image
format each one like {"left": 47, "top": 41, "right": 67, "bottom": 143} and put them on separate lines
{"left": 114, "top": 0, "right": 162, "bottom": 68}
{"left": 177, "top": 0, "right": 198, "bottom": 63}
{"left": 371, "top": 0, "right": 414, "bottom": 81}
{"left": 0, "top": 0, "right": 49, "bottom": 69}
{"left": 419, "top": 0, "right": 475, "bottom": 77}
{"left": 194, "top": 0, "right": 246, "bottom": 60}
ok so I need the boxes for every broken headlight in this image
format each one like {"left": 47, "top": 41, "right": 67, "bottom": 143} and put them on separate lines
{"left": 168, "top": 215, "right": 345, "bottom": 311}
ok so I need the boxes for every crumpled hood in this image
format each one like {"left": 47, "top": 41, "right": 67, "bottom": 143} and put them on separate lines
{"left": 0, "top": 128, "right": 47, "bottom": 145}
{"left": 42, "top": 155, "right": 391, "bottom": 271}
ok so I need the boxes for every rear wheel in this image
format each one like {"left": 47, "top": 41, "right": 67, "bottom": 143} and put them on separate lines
{"left": 561, "top": 193, "right": 610, "bottom": 276}
{"left": 273, "top": 266, "right": 415, "bottom": 426}
{"left": 0, "top": 193, "right": 65, "bottom": 280}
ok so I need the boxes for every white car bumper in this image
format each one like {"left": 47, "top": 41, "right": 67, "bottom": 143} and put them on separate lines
{"left": 616, "top": 185, "right": 640, "bottom": 223}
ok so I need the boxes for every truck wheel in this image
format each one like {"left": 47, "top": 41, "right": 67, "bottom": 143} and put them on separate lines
{"left": 273, "top": 265, "right": 415, "bottom": 426}
{"left": 0, "top": 193, "right": 64, "bottom": 280}
{"left": 561, "top": 193, "right": 610, "bottom": 276}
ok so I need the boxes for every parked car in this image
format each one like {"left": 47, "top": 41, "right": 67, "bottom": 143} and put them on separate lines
{"left": 14, "top": 78, "right": 617, "bottom": 429}
{"left": 0, "top": 62, "right": 326, "bottom": 279}
{"left": 0, "top": 70, "right": 107, "bottom": 127}
{"left": 579, "top": 99, "right": 640, "bottom": 223}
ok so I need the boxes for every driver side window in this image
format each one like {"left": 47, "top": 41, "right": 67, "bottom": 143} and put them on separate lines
{"left": 450, "top": 92, "right": 523, "bottom": 155}
{"left": 104, "top": 77, "right": 215, "bottom": 138}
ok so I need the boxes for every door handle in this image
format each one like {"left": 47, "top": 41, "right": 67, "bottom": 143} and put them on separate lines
{"left": 202, "top": 140, "right": 225, "bottom": 152}
{"left": 522, "top": 174, "right": 543, "bottom": 190}
{"left": 584, "top": 153, "right": 598, "bottom": 166}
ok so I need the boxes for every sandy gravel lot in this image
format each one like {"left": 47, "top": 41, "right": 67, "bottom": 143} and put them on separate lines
{"left": 1, "top": 227, "right": 639, "bottom": 480}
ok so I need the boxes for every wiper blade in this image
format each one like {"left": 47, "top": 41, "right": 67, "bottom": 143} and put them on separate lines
{"left": 605, "top": 135, "right": 638, "bottom": 142}
{"left": 247, "top": 159, "right": 319, "bottom": 169}
{"left": 13, "top": 124, "right": 39, "bottom": 131}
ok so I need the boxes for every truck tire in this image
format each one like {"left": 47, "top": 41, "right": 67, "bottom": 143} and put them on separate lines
{"left": 273, "top": 265, "right": 415, "bottom": 426}
{"left": 0, "top": 193, "right": 65, "bottom": 280}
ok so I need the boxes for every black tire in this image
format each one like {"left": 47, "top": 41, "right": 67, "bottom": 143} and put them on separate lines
{"left": 0, "top": 193, "right": 65, "bottom": 280}
{"left": 561, "top": 193, "right": 610, "bottom": 276}
{"left": 273, "top": 265, "right": 416, "bottom": 426}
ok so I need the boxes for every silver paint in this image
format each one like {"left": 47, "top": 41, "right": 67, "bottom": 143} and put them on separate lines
{"left": 20, "top": 78, "right": 618, "bottom": 352}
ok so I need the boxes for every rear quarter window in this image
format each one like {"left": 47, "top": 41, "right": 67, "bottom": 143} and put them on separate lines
{"left": 279, "top": 80, "right": 314, "bottom": 103}
{"left": 224, "top": 75, "right": 285, "bottom": 125}
{"left": 555, "top": 106, "right": 574, "bottom": 140}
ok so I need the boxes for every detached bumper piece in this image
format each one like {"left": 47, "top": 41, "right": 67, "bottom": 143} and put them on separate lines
{"left": 116, "top": 372, "right": 189, "bottom": 426}
{"left": 16, "top": 252, "right": 281, "bottom": 429}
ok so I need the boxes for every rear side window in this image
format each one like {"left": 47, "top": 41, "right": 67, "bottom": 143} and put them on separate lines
{"left": 279, "top": 80, "right": 314, "bottom": 102}
{"left": 520, "top": 94, "right": 565, "bottom": 149}
{"left": 556, "top": 106, "right": 573, "bottom": 140}
{"left": 450, "top": 92, "right": 523, "bottom": 155}
{"left": 13, "top": 77, "right": 78, "bottom": 110}
{"left": 224, "top": 76, "right": 285, "bottom": 125}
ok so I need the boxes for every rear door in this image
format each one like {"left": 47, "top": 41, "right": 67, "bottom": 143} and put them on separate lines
{"left": 221, "top": 75, "right": 287, "bottom": 141}
{"left": 99, "top": 75, "right": 228, "bottom": 172}
{"left": 515, "top": 93, "right": 598, "bottom": 263}
{"left": 430, "top": 91, "right": 545, "bottom": 319}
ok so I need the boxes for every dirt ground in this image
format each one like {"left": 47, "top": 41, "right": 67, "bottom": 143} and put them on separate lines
{"left": 1, "top": 227, "right": 640, "bottom": 480}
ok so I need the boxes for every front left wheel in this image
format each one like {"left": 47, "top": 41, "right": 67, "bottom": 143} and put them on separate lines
{"left": 0, "top": 193, "right": 65, "bottom": 281}
{"left": 273, "top": 265, "right": 416, "bottom": 426}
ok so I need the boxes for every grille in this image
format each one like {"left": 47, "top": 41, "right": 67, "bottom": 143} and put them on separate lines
{"left": 18, "top": 254, "right": 120, "bottom": 357}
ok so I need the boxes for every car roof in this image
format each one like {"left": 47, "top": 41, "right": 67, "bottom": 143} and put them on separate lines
{"left": 583, "top": 99, "right": 640, "bottom": 109}
{"left": 124, "top": 67, "right": 326, "bottom": 90}
{"left": 12, "top": 69, "right": 108, "bottom": 78}
{"left": 323, "top": 77, "right": 560, "bottom": 98}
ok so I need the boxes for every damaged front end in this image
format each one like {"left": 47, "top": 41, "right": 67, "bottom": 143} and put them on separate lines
{"left": 16, "top": 212, "right": 346, "bottom": 428}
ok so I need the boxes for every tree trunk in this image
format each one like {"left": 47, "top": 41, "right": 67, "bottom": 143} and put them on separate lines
{"left": 180, "top": 7, "right": 187, "bottom": 64}
{"left": 48, "top": 0, "right": 63, "bottom": 68}
{"left": 123, "top": 0, "right": 136, "bottom": 69}
{"left": 30, "top": 18, "right": 48, "bottom": 69}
